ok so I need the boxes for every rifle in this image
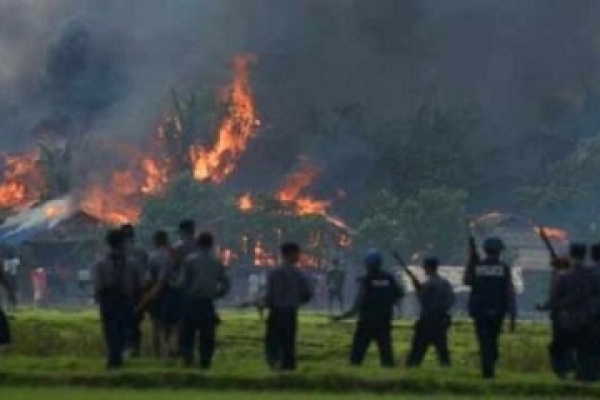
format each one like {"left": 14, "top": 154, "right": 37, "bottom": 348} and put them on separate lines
{"left": 391, "top": 251, "right": 421, "bottom": 291}
{"left": 464, "top": 219, "right": 480, "bottom": 286}
{"left": 537, "top": 227, "right": 559, "bottom": 264}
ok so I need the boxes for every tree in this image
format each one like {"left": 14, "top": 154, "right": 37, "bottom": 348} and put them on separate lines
{"left": 356, "top": 187, "right": 468, "bottom": 261}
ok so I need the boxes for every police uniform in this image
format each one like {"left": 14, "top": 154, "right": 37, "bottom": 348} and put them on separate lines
{"left": 162, "top": 238, "right": 196, "bottom": 330}
{"left": 348, "top": 253, "right": 403, "bottom": 367}
{"left": 125, "top": 245, "right": 148, "bottom": 356}
{"left": 467, "top": 238, "right": 516, "bottom": 378}
{"left": 94, "top": 250, "right": 141, "bottom": 369}
{"left": 407, "top": 258, "right": 455, "bottom": 367}
{"left": 551, "top": 245, "right": 600, "bottom": 382}
{"left": 178, "top": 249, "right": 230, "bottom": 369}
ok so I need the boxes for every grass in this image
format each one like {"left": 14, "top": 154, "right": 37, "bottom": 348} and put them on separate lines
{"left": 0, "top": 388, "right": 576, "bottom": 400}
{"left": 0, "top": 309, "right": 597, "bottom": 397}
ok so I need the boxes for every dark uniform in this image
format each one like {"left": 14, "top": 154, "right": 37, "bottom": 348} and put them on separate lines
{"left": 178, "top": 242, "right": 230, "bottom": 369}
{"left": 466, "top": 238, "right": 516, "bottom": 379}
{"left": 338, "top": 251, "right": 403, "bottom": 367}
{"left": 551, "top": 244, "right": 600, "bottom": 382}
{"left": 126, "top": 245, "right": 148, "bottom": 356}
{"left": 264, "top": 250, "right": 313, "bottom": 371}
{"left": 146, "top": 246, "right": 174, "bottom": 356}
{"left": 0, "top": 267, "right": 15, "bottom": 346}
{"left": 93, "top": 231, "right": 141, "bottom": 369}
{"left": 407, "top": 258, "right": 455, "bottom": 367}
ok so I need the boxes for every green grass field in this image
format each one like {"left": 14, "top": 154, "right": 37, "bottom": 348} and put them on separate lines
{"left": 0, "top": 309, "right": 598, "bottom": 397}
{"left": 0, "top": 388, "right": 575, "bottom": 400}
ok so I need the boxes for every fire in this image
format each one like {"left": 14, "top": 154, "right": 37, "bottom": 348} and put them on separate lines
{"left": 535, "top": 227, "right": 569, "bottom": 242}
{"left": 254, "top": 240, "right": 277, "bottom": 266}
{"left": 141, "top": 158, "right": 168, "bottom": 195}
{"left": 43, "top": 203, "right": 68, "bottom": 219}
{"left": 80, "top": 171, "right": 142, "bottom": 226}
{"left": 191, "top": 55, "right": 260, "bottom": 183}
{"left": 237, "top": 193, "right": 254, "bottom": 211}
{"left": 0, "top": 150, "right": 44, "bottom": 210}
{"left": 277, "top": 165, "right": 330, "bottom": 216}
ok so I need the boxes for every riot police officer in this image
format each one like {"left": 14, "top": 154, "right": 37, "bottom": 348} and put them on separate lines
{"left": 465, "top": 237, "right": 516, "bottom": 379}
{"left": 334, "top": 250, "right": 404, "bottom": 367}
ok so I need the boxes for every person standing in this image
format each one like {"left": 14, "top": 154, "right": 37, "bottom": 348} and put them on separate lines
{"left": 31, "top": 267, "right": 48, "bottom": 308}
{"left": 136, "top": 230, "right": 174, "bottom": 357}
{"left": 178, "top": 232, "right": 230, "bottom": 369}
{"left": 2, "top": 249, "right": 19, "bottom": 311}
{"left": 161, "top": 219, "right": 197, "bottom": 357}
{"left": 464, "top": 237, "right": 516, "bottom": 379}
{"left": 406, "top": 257, "right": 455, "bottom": 368}
{"left": 264, "top": 242, "right": 313, "bottom": 371}
{"left": 0, "top": 260, "right": 16, "bottom": 350}
{"left": 120, "top": 224, "right": 148, "bottom": 358}
{"left": 551, "top": 243, "right": 600, "bottom": 382}
{"left": 333, "top": 250, "right": 403, "bottom": 368}
{"left": 327, "top": 259, "right": 346, "bottom": 314}
{"left": 93, "top": 229, "right": 141, "bottom": 370}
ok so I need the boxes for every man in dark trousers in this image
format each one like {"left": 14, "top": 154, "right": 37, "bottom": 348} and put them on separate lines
{"left": 93, "top": 229, "right": 141, "bottom": 369}
{"left": 120, "top": 224, "right": 148, "bottom": 358}
{"left": 464, "top": 237, "right": 516, "bottom": 379}
{"left": 264, "top": 242, "right": 313, "bottom": 371}
{"left": 406, "top": 257, "right": 455, "bottom": 368}
{"left": 551, "top": 243, "right": 600, "bottom": 382}
{"left": 162, "top": 219, "right": 196, "bottom": 357}
{"left": 178, "top": 232, "right": 230, "bottom": 369}
{"left": 334, "top": 250, "right": 403, "bottom": 367}
{"left": 136, "top": 230, "right": 174, "bottom": 357}
{"left": 0, "top": 260, "right": 16, "bottom": 350}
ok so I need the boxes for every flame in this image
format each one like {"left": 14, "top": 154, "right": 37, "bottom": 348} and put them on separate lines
{"left": 141, "top": 158, "right": 169, "bottom": 195}
{"left": 535, "top": 227, "right": 569, "bottom": 242}
{"left": 277, "top": 165, "right": 330, "bottom": 215}
{"left": 43, "top": 203, "right": 69, "bottom": 219}
{"left": 339, "top": 234, "right": 352, "bottom": 247}
{"left": 80, "top": 170, "right": 142, "bottom": 225}
{"left": 191, "top": 55, "right": 260, "bottom": 183}
{"left": 254, "top": 240, "right": 277, "bottom": 266}
{"left": 0, "top": 150, "right": 44, "bottom": 210}
{"left": 238, "top": 193, "right": 254, "bottom": 211}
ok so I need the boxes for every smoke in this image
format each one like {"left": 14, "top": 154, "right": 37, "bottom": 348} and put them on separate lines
{"left": 0, "top": 1, "right": 599, "bottom": 212}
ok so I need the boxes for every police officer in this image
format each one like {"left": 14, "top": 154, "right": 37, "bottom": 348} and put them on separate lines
{"left": 327, "top": 258, "right": 346, "bottom": 314}
{"left": 162, "top": 219, "right": 197, "bottom": 357}
{"left": 264, "top": 242, "right": 313, "bottom": 371}
{"left": 93, "top": 229, "right": 141, "bottom": 369}
{"left": 0, "top": 259, "right": 16, "bottom": 350}
{"left": 120, "top": 224, "right": 148, "bottom": 358}
{"left": 465, "top": 237, "right": 516, "bottom": 379}
{"left": 334, "top": 250, "right": 403, "bottom": 367}
{"left": 136, "top": 230, "right": 174, "bottom": 357}
{"left": 551, "top": 243, "right": 600, "bottom": 382}
{"left": 178, "top": 232, "right": 230, "bottom": 369}
{"left": 406, "top": 257, "right": 455, "bottom": 368}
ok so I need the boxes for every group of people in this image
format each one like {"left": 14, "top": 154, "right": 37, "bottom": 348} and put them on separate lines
{"left": 2, "top": 219, "right": 600, "bottom": 383}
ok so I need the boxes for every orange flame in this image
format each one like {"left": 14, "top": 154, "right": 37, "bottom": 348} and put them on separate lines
{"left": 141, "top": 158, "right": 169, "bottom": 195}
{"left": 237, "top": 193, "right": 254, "bottom": 211}
{"left": 535, "top": 227, "right": 569, "bottom": 242}
{"left": 191, "top": 55, "right": 260, "bottom": 183}
{"left": 80, "top": 170, "right": 142, "bottom": 226}
{"left": 277, "top": 165, "right": 330, "bottom": 216}
{"left": 0, "top": 150, "right": 44, "bottom": 210}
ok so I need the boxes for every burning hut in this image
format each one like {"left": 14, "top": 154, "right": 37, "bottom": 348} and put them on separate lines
{"left": 0, "top": 196, "right": 108, "bottom": 286}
